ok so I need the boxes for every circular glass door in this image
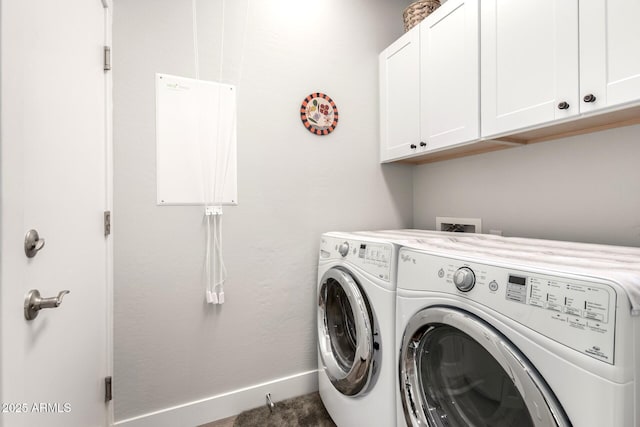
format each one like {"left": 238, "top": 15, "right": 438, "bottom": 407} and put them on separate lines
{"left": 318, "top": 267, "right": 374, "bottom": 396}
{"left": 399, "top": 306, "right": 571, "bottom": 427}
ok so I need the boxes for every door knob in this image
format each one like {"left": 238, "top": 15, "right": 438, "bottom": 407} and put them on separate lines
{"left": 24, "top": 229, "right": 45, "bottom": 258}
{"left": 410, "top": 144, "right": 417, "bottom": 149}
{"left": 24, "top": 289, "right": 70, "bottom": 320}
{"left": 557, "top": 102, "right": 570, "bottom": 110}
{"left": 583, "top": 94, "right": 597, "bottom": 103}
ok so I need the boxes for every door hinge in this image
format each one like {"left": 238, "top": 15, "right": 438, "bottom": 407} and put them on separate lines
{"left": 104, "top": 46, "right": 111, "bottom": 71}
{"left": 105, "top": 376, "right": 113, "bottom": 402}
{"left": 104, "top": 211, "right": 111, "bottom": 236}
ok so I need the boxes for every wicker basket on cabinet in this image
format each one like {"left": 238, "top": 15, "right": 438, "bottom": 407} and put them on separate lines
{"left": 403, "top": 0, "right": 441, "bottom": 32}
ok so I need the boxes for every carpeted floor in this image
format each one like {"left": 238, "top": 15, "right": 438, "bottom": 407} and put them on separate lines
{"left": 232, "top": 392, "right": 336, "bottom": 427}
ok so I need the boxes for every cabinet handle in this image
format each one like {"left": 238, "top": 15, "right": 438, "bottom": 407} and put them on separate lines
{"left": 583, "top": 94, "right": 597, "bottom": 103}
{"left": 420, "top": 141, "right": 427, "bottom": 147}
{"left": 410, "top": 144, "right": 417, "bottom": 149}
{"left": 557, "top": 102, "right": 570, "bottom": 110}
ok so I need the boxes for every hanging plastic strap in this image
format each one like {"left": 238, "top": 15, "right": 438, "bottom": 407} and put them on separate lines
{"left": 205, "top": 205, "right": 226, "bottom": 304}
{"left": 194, "top": 0, "right": 246, "bottom": 305}
{"left": 195, "top": 0, "right": 231, "bottom": 305}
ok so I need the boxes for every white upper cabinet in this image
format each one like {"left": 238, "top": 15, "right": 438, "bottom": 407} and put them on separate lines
{"left": 421, "top": 0, "right": 479, "bottom": 151}
{"left": 579, "top": 0, "right": 640, "bottom": 113}
{"left": 481, "top": 0, "right": 579, "bottom": 137}
{"left": 379, "top": 27, "right": 420, "bottom": 163}
{"left": 482, "top": 0, "right": 640, "bottom": 139}
{"left": 380, "top": 0, "right": 479, "bottom": 163}
{"left": 380, "top": 0, "right": 640, "bottom": 164}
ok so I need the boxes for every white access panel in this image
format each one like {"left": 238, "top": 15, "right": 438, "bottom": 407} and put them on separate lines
{"left": 156, "top": 73, "right": 238, "bottom": 205}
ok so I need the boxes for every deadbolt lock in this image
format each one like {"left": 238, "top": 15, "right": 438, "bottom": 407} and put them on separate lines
{"left": 24, "top": 229, "right": 46, "bottom": 258}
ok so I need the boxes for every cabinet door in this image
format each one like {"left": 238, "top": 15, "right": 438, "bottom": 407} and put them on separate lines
{"left": 580, "top": 0, "right": 640, "bottom": 113}
{"left": 481, "top": 0, "right": 579, "bottom": 137}
{"left": 379, "top": 27, "right": 420, "bottom": 162}
{"left": 421, "top": 0, "right": 479, "bottom": 151}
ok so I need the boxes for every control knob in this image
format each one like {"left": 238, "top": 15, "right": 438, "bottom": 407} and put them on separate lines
{"left": 453, "top": 267, "right": 476, "bottom": 292}
{"left": 338, "top": 242, "right": 350, "bottom": 257}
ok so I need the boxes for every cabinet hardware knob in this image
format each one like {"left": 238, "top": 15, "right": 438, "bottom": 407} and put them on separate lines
{"left": 410, "top": 144, "right": 417, "bottom": 149}
{"left": 583, "top": 94, "right": 596, "bottom": 103}
{"left": 557, "top": 102, "right": 570, "bottom": 110}
{"left": 420, "top": 141, "right": 427, "bottom": 147}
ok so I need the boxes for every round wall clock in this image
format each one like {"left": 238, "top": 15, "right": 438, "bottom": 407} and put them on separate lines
{"left": 300, "top": 93, "right": 339, "bottom": 135}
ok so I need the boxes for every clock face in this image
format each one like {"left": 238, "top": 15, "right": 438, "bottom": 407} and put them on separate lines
{"left": 300, "top": 93, "right": 339, "bottom": 135}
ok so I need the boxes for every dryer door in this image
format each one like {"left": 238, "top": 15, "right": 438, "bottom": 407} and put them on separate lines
{"left": 318, "top": 267, "right": 374, "bottom": 396}
{"left": 399, "top": 306, "right": 571, "bottom": 427}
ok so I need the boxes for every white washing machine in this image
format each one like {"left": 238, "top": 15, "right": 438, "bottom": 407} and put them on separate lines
{"left": 317, "top": 230, "right": 442, "bottom": 427}
{"left": 395, "top": 236, "right": 640, "bottom": 427}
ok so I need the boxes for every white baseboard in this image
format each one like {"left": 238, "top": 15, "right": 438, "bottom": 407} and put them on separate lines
{"left": 114, "top": 369, "right": 319, "bottom": 427}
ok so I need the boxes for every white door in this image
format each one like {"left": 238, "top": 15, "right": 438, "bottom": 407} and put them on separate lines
{"left": 421, "top": 0, "right": 479, "bottom": 151}
{"left": 481, "top": 0, "right": 579, "bottom": 137}
{"left": 379, "top": 26, "right": 421, "bottom": 162}
{"left": 579, "top": 0, "right": 640, "bottom": 113}
{"left": 0, "top": 1, "right": 112, "bottom": 426}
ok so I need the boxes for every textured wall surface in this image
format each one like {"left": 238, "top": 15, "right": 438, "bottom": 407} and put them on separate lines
{"left": 414, "top": 124, "right": 640, "bottom": 247}
{"left": 113, "top": 0, "right": 413, "bottom": 421}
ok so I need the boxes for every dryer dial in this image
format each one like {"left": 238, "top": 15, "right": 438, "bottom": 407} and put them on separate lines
{"left": 338, "top": 242, "right": 350, "bottom": 257}
{"left": 453, "top": 267, "right": 476, "bottom": 292}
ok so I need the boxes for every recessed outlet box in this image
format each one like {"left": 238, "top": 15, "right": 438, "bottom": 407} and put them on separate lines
{"left": 436, "top": 217, "right": 482, "bottom": 233}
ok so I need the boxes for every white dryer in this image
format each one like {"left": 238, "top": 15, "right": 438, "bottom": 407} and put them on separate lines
{"left": 317, "top": 230, "right": 446, "bottom": 426}
{"left": 395, "top": 236, "right": 640, "bottom": 427}
{"left": 317, "top": 231, "right": 402, "bottom": 427}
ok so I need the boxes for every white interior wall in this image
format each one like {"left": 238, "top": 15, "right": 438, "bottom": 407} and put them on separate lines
{"left": 114, "top": 0, "right": 640, "bottom": 423}
{"left": 113, "top": 0, "right": 413, "bottom": 422}
{"left": 413, "top": 124, "right": 640, "bottom": 247}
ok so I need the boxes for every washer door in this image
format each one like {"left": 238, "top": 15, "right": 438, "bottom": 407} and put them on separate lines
{"left": 399, "top": 306, "right": 571, "bottom": 427}
{"left": 318, "top": 267, "right": 374, "bottom": 396}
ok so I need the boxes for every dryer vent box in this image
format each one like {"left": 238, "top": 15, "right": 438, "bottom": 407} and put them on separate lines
{"left": 436, "top": 217, "right": 481, "bottom": 233}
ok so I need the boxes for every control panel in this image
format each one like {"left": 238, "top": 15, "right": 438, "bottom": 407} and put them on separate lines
{"left": 320, "top": 236, "right": 392, "bottom": 282}
{"left": 398, "top": 250, "right": 617, "bottom": 364}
